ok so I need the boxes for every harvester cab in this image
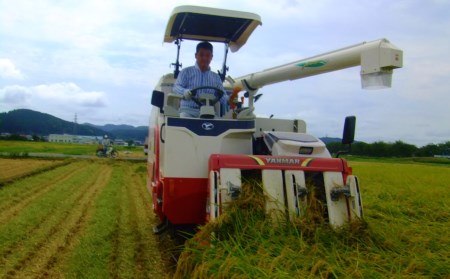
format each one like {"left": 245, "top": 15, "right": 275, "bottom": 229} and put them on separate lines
{"left": 148, "top": 5, "right": 403, "bottom": 234}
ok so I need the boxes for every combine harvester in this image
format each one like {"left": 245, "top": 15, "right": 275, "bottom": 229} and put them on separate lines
{"left": 148, "top": 6, "right": 403, "bottom": 234}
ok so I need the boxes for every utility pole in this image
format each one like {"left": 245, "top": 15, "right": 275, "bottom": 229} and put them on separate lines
{"left": 73, "top": 113, "right": 78, "bottom": 136}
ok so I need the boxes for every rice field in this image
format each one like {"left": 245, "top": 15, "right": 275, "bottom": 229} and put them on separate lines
{"left": 0, "top": 158, "right": 165, "bottom": 279}
{"left": 0, "top": 140, "right": 146, "bottom": 158}
{"left": 0, "top": 158, "right": 69, "bottom": 185}
{"left": 174, "top": 159, "right": 450, "bottom": 278}
{"left": 0, "top": 155, "right": 449, "bottom": 278}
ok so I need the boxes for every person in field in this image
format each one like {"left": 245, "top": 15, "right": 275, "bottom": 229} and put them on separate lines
{"left": 102, "top": 135, "right": 111, "bottom": 155}
{"left": 173, "top": 41, "right": 229, "bottom": 118}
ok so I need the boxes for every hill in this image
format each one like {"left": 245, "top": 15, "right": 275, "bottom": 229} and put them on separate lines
{"left": 0, "top": 109, "right": 344, "bottom": 144}
{"left": 0, "top": 109, "right": 105, "bottom": 136}
{"left": 0, "top": 109, "right": 147, "bottom": 141}
{"left": 84, "top": 123, "right": 147, "bottom": 141}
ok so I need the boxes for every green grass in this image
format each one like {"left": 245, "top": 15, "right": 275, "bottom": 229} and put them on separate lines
{"left": 344, "top": 155, "right": 450, "bottom": 166}
{"left": 0, "top": 140, "right": 144, "bottom": 156}
{"left": 0, "top": 140, "right": 94, "bottom": 155}
{"left": 175, "top": 160, "right": 450, "bottom": 278}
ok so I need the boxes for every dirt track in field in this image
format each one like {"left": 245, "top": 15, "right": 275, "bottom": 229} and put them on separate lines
{"left": 0, "top": 159, "right": 167, "bottom": 279}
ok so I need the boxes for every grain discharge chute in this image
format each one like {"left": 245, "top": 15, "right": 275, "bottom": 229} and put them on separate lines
{"left": 148, "top": 5, "right": 403, "bottom": 234}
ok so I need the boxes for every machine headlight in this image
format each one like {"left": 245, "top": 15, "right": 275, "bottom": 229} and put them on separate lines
{"left": 298, "top": 146, "right": 313, "bottom": 155}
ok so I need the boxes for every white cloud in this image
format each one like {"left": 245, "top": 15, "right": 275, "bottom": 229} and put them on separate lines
{"left": 33, "top": 83, "right": 107, "bottom": 107}
{"left": 0, "top": 59, "right": 24, "bottom": 79}
{"left": 0, "top": 85, "right": 31, "bottom": 103}
{"left": 0, "top": 82, "right": 106, "bottom": 107}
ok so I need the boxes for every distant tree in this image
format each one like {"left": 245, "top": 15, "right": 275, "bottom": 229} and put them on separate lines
{"left": 420, "top": 144, "right": 437, "bottom": 156}
{"left": 327, "top": 139, "right": 450, "bottom": 158}
{"left": 127, "top": 139, "right": 134, "bottom": 147}
{"left": 391, "top": 140, "right": 418, "bottom": 157}
{"left": 5, "top": 134, "right": 28, "bottom": 141}
{"left": 417, "top": 141, "right": 450, "bottom": 156}
{"left": 366, "top": 141, "right": 389, "bottom": 157}
{"left": 325, "top": 142, "right": 342, "bottom": 155}
{"left": 442, "top": 142, "right": 450, "bottom": 155}
{"left": 352, "top": 142, "right": 369, "bottom": 156}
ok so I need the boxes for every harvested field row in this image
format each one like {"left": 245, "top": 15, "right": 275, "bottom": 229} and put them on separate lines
{"left": 0, "top": 161, "right": 88, "bottom": 225}
{"left": 0, "top": 160, "right": 165, "bottom": 279}
{"left": 0, "top": 158, "right": 70, "bottom": 185}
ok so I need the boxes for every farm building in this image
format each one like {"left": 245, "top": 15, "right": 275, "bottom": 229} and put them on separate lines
{"left": 48, "top": 134, "right": 100, "bottom": 144}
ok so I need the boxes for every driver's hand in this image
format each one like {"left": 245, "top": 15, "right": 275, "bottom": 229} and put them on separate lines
{"left": 184, "top": 90, "right": 192, "bottom": 100}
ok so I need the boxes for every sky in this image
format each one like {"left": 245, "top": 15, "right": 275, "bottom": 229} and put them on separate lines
{"left": 0, "top": 0, "right": 449, "bottom": 147}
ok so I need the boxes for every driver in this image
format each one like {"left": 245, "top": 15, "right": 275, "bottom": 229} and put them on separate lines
{"left": 102, "top": 135, "right": 111, "bottom": 155}
{"left": 173, "top": 41, "right": 229, "bottom": 118}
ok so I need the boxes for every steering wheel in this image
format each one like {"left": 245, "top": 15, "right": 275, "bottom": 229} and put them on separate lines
{"left": 190, "top": 86, "right": 225, "bottom": 107}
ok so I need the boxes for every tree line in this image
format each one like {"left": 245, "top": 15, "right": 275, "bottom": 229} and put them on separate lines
{"left": 327, "top": 140, "right": 450, "bottom": 157}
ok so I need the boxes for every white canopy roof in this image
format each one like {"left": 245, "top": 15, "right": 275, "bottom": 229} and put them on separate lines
{"left": 164, "top": 5, "right": 262, "bottom": 52}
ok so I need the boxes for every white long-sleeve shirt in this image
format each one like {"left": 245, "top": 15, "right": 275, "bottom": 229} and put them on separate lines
{"left": 173, "top": 63, "right": 228, "bottom": 110}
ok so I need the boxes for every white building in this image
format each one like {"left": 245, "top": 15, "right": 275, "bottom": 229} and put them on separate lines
{"left": 48, "top": 134, "right": 100, "bottom": 144}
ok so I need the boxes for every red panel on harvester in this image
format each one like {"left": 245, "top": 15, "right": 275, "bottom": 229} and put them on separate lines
{"left": 209, "top": 154, "right": 352, "bottom": 174}
{"left": 162, "top": 177, "right": 208, "bottom": 224}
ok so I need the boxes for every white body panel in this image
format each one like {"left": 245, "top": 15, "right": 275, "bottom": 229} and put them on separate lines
{"left": 254, "top": 118, "right": 306, "bottom": 137}
{"left": 347, "top": 175, "right": 363, "bottom": 219}
{"left": 323, "top": 172, "right": 349, "bottom": 227}
{"left": 263, "top": 131, "right": 331, "bottom": 158}
{"left": 151, "top": 71, "right": 309, "bottom": 180}
{"left": 262, "top": 170, "right": 285, "bottom": 217}
{"left": 209, "top": 168, "right": 242, "bottom": 221}
{"left": 161, "top": 118, "right": 254, "bottom": 178}
{"left": 270, "top": 138, "right": 331, "bottom": 158}
{"left": 284, "top": 170, "right": 307, "bottom": 218}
